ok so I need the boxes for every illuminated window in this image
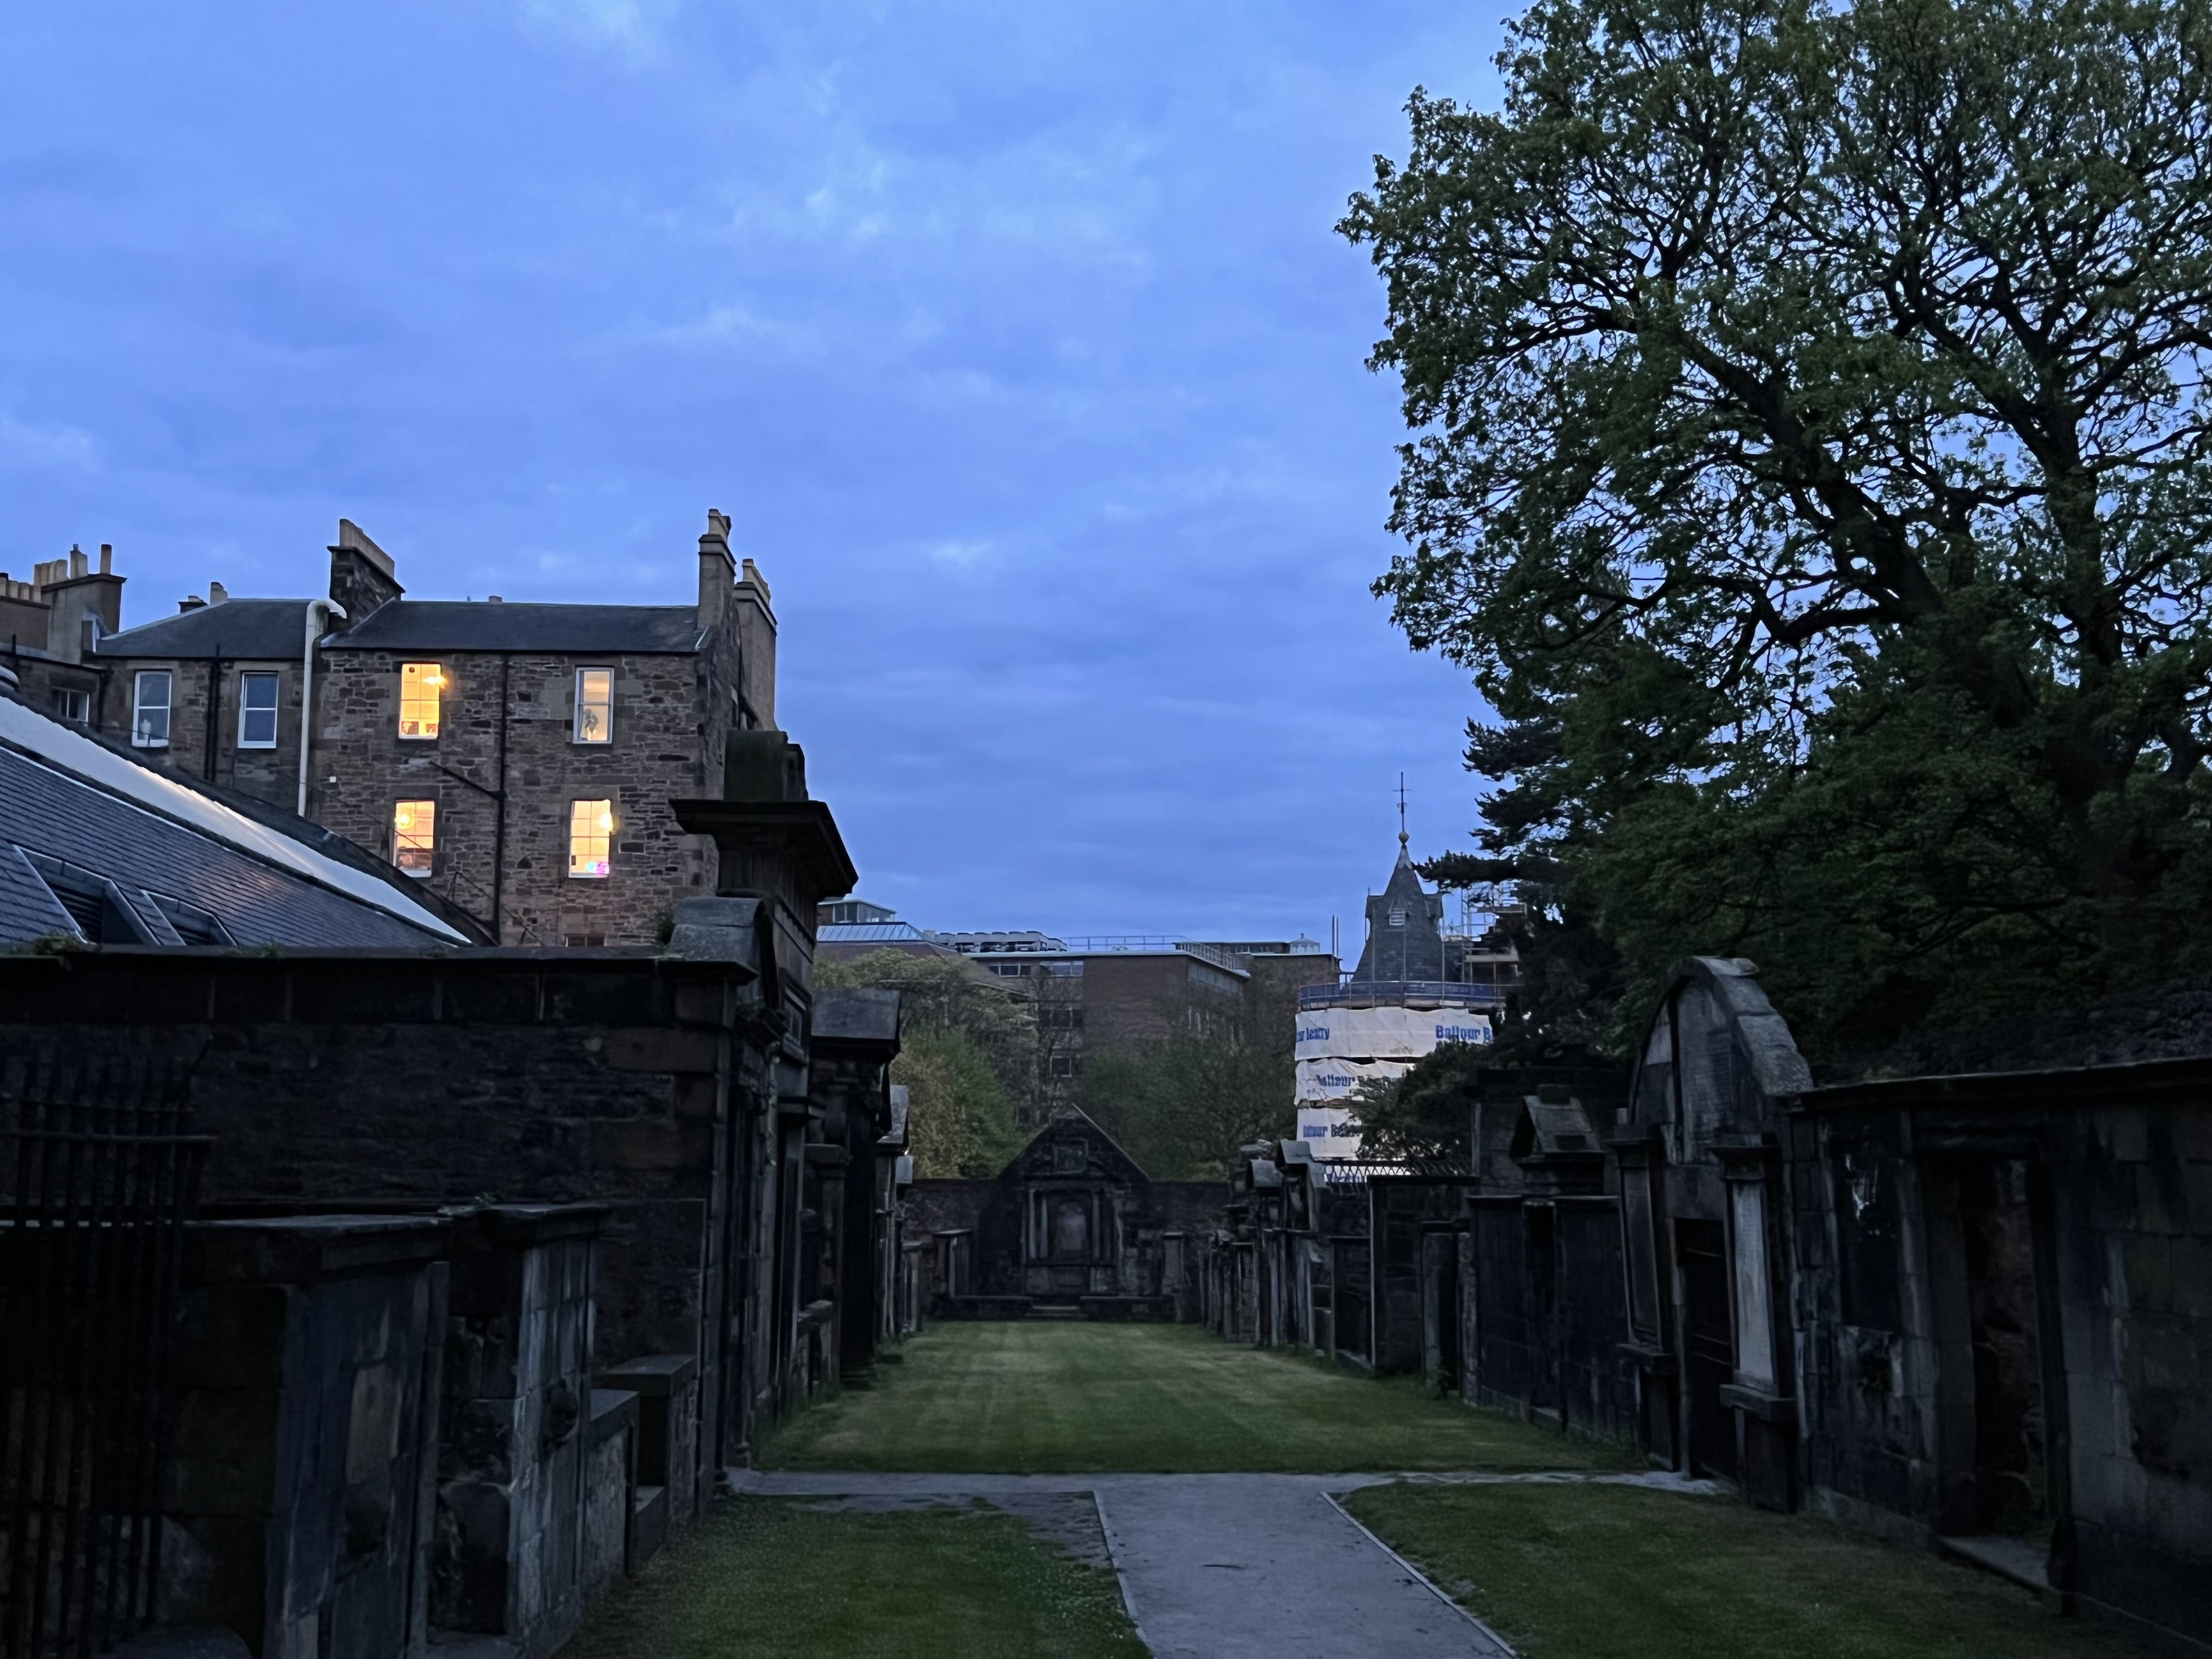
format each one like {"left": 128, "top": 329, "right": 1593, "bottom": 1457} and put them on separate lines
{"left": 573, "top": 668, "right": 613, "bottom": 744}
{"left": 399, "top": 663, "right": 443, "bottom": 740}
{"left": 392, "top": 800, "right": 436, "bottom": 876}
{"left": 569, "top": 799, "right": 613, "bottom": 878}
{"left": 132, "top": 671, "right": 171, "bottom": 747}
{"left": 238, "top": 670, "right": 279, "bottom": 748}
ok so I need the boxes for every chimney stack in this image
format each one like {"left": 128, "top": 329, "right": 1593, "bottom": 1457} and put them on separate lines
{"left": 327, "top": 517, "right": 403, "bottom": 628}
{"left": 208, "top": 580, "right": 229, "bottom": 604}
{"left": 697, "top": 507, "right": 736, "bottom": 631}
{"left": 179, "top": 595, "right": 206, "bottom": 613}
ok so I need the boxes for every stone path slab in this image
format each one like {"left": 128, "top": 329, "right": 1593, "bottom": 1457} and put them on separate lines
{"left": 733, "top": 1471, "right": 1517, "bottom": 1657}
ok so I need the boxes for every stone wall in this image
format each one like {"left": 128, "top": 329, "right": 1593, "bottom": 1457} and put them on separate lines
{"left": 83, "top": 652, "right": 307, "bottom": 809}
{"left": 0, "top": 948, "right": 765, "bottom": 1511}
{"left": 308, "top": 646, "right": 728, "bottom": 946}
{"left": 1789, "top": 1067, "right": 2212, "bottom": 1648}
{"left": 163, "top": 1216, "right": 449, "bottom": 1659}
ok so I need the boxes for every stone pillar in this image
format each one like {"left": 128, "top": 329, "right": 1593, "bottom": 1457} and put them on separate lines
{"left": 431, "top": 1204, "right": 606, "bottom": 1656}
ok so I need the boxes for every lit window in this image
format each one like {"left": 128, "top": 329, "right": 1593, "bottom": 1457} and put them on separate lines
{"left": 393, "top": 800, "right": 436, "bottom": 876}
{"left": 399, "top": 663, "right": 443, "bottom": 740}
{"left": 569, "top": 799, "right": 613, "bottom": 878}
{"left": 238, "top": 670, "right": 279, "bottom": 749}
{"left": 573, "top": 668, "right": 613, "bottom": 744}
{"left": 132, "top": 671, "right": 171, "bottom": 748}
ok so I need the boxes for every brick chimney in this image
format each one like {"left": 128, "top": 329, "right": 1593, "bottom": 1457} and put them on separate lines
{"left": 327, "top": 518, "right": 403, "bottom": 627}
{"left": 697, "top": 508, "right": 735, "bottom": 632}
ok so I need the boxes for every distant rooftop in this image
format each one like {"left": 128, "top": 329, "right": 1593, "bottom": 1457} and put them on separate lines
{"left": 819, "top": 921, "right": 932, "bottom": 944}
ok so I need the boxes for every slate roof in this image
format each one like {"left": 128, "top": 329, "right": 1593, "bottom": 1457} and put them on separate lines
{"left": 1352, "top": 839, "right": 1449, "bottom": 983}
{"left": 0, "top": 693, "right": 468, "bottom": 949}
{"left": 328, "top": 601, "right": 703, "bottom": 654}
{"left": 99, "top": 599, "right": 315, "bottom": 661}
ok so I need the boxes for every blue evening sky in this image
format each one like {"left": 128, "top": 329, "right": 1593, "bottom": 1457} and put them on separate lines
{"left": 0, "top": 1, "right": 1509, "bottom": 944}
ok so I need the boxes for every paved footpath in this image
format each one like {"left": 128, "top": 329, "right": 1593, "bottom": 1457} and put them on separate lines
{"left": 731, "top": 1470, "right": 1590, "bottom": 1657}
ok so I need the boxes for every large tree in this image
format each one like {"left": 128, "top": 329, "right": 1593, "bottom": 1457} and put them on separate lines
{"left": 1342, "top": 0, "right": 2212, "bottom": 1049}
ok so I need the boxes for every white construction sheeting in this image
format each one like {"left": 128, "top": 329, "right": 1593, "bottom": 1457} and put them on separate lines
{"left": 1294, "top": 1006, "right": 1493, "bottom": 1062}
{"left": 1295, "top": 1056, "right": 1411, "bottom": 1102}
{"left": 1295, "top": 1105, "right": 1365, "bottom": 1161}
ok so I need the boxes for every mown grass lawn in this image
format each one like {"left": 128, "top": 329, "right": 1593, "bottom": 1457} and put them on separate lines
{"left": 755, "top": 1321, "right": 1633, "bottom": 1472}
{"left": 562, "top": 1497, "right": 1145, "bottom": 1659}
{"left": 1345, "top": 1481, "right": 2137, "bottom": 1659}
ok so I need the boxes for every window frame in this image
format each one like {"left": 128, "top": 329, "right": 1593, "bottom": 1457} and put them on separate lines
{"left": 237, "top": 669, "right": 280, "bottom": 749}
{"left": 55, "top": 688, "right": 92, "bottom": 723}
{"left": 392, "top": 799, "right": 437, "bottom": 877}
{"left": 398, "top": 662, "right": 444, "bottom": 741}
{"left": 131, "top": 670, "right": 172, "bottom": 748}
{"left": 568, "top": 798, "right": 614, "bottom": 880}
{"left": 572, "top": 667, "right": 614, "bottom": 745}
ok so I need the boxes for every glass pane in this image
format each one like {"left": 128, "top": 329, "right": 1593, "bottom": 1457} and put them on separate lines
{"left": 133, "top": 673, "right": 171, "bottom": 746}
{"left": 399, "top": 663, "right": 443, "bottom": 740}
{"left": 568, "top": 799, "right": 612, "bottom": 878}
{"left": 574, "top": 668, "right": 612, "bottom": 743}
{"left": 393, "top": 800, "right": 436, "bottom": 875}
{"left": 240, "top": 673, "right": 278, "bottom": 747}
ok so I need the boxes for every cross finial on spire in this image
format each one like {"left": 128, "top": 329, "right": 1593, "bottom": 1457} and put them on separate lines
{"left": 1397, "top": 772, "right": 1409, "bottom": 849}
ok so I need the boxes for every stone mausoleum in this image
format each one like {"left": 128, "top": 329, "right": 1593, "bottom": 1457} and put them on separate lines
{"left": 906, "top": 1111, "right": 1220, "bottom": 1319}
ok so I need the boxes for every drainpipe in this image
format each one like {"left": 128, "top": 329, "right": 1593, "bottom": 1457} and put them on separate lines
{"left": 297, "top": 599, "right": 346, "bottom": 817}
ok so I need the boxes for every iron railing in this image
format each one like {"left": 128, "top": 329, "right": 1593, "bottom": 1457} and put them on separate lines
{"left": 1298, "top": 979, "right": 1513, "bottom": 1010}
{"left": 1, "top": 1056, "right": 210, "bottom": 1659}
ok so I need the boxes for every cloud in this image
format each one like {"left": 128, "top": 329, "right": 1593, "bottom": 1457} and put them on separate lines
{"left": 0, "top": 411, "right": 95, "bottom": 472}
{"left": 518, "top": 0, "right": 678, "bottom": 60}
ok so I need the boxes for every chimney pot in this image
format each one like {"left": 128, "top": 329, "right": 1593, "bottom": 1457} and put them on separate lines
{"left": 69, "top": 545, "right": 88, "bottom": 579}
{"left": 99, "top": 544, "right": 112, "bottom": 574}
{"left": 208, "top": 580, "right": 229, "bottom": 604}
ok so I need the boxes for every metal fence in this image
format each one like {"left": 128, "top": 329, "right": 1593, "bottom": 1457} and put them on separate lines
{"left": 1296, "top": 979, "right": 1513, "bottom": 1010}
{"left": 1, "top": 1056, "right": 209, "bottom": 1659}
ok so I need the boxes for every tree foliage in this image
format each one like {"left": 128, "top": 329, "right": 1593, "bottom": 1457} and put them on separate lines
{"left": 815, "top": 949, "right": 1032, "bottom": 1177}
{"left": 1077, "top": 979, "right": 1300, "bottom": 1178}
{"left": 1342, "top": 0, "right": 2212, "bottom": 1051}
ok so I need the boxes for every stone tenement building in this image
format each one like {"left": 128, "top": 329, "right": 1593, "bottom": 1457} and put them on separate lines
{"left": 63, "top": 514, "right": 777, "bottom": 945}
{"left": 0, "top": 543, "right": 125, "bottom": 724}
